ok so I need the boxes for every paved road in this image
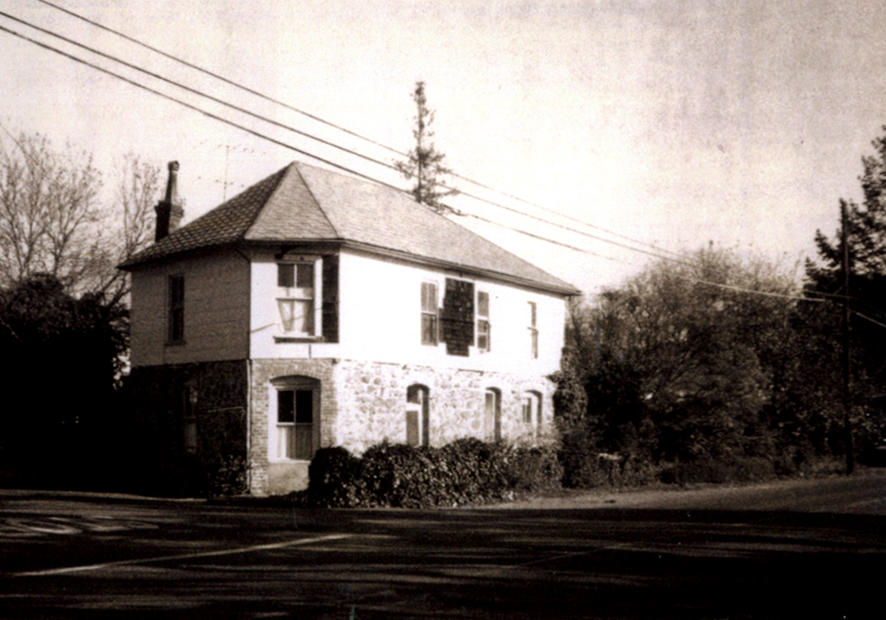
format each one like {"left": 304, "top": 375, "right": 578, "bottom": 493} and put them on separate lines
{"left": 2, "top": 471, "right": 885, "bottom": 618}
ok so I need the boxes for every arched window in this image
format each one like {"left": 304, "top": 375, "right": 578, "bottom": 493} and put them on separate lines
{"left": 406, "top": 384, "right": 430, "bottom": 447}
{"left": 270, "top": 376, "right": 320, "bottom": 460}
{"left": 521, "top": 391, "right": 542, "bottom": 438}
{"left": 484, "top": 388, "right": 501, "bottom": 441}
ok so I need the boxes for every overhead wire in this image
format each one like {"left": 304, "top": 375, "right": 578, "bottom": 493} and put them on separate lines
{"left": 0, "top": 18, "right": 870, "bottom": 310}
{"left": 31, "top": 0, "right": 685, "bottom": 262}
{"left": 0, "top": 21, "right": 410, "bottom": 196}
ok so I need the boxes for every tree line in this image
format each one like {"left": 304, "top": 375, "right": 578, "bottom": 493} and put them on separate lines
{"left": 2, "top": 118, "right": 885, "bottom": 492}
{"left": 0, "top": 130, "right": 158, "bottom": 487}
{"left": 555, "top": 130, "right": 886, "bottom": 486}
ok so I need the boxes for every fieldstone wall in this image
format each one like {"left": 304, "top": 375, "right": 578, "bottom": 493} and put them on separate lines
{"left": 331, "top": 359, "right": 557, "bottom": 455}
{"left": 247, "top": 357, "right": 557, "bottom": 495}
{"left": 127, "top": 360, "right": 248, "bottom": 495}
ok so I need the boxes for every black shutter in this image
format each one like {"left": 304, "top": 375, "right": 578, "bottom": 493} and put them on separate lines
{"left": 322, "top": 255, "right": 339, "bottom": 342}
{"left": 440, "top": 278, "right": 474, "bottom": 356}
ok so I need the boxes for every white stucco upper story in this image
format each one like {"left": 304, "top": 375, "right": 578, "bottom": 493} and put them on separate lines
{"left": 129, "top": 245, "right": 568, "bottom": 375}
{"left": 249, "top": 247, "right": 568, "bottom": 375}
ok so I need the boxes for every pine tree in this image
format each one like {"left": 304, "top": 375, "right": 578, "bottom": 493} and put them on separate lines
{"left": 396, "top": 81, "right": 457, "bottom": 213}
{"left": 806, "top": 127, "right": 886, "bottom": 443}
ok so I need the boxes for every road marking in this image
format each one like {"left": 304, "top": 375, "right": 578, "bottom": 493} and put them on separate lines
{"left": 13, "top": 533, "right": 352, "bottom": 578}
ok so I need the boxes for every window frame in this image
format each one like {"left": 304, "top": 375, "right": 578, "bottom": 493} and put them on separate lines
{"left": 527, "top": 300, "right": 538, "bottom": 359}
{"left": 420, "top": 281, "right": 440, "bottom": 346}
{"left": 406, "top": 384, "right": 430, "bottom": 447}
{"left": 521, "top": 391, "right": 543, "bottom": 438}
{"left": 275, "top": 257, "right": 323, "bottom": 341}
{"left": 167, "top": 274, "right": 185, "bottom": 344}
{"left": 269, "top": 376, "right": 320, "bottom": 461}
{"left": 477, "top": 290, "right": 491, "bottom": 353}
{"left": 484, "top": 387, "right": 502, "bottom": 441}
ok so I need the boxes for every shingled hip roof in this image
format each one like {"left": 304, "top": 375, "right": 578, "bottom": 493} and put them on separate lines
{"left": 121, "top": 161, "right": 579, "bottom": 295}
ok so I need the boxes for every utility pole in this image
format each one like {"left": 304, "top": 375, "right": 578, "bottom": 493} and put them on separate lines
{"left": 841, "top": 202, "right": 855, "bottom": 474}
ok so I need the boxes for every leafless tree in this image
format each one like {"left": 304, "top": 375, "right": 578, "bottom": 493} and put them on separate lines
{"left": 0, "top": 130, "right": 158, "bottom": 302}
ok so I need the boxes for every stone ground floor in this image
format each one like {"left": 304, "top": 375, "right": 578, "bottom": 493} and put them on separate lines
{"left": 130, "top": 357, "right": 557, "bottom": 495}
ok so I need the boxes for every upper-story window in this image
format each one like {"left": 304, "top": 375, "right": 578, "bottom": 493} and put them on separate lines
{"left": 477, "top": 291, "right": 491, "bottom": 353}
{"left": 421, "top": 281, "right": 439, "bottom": 345}
{"left": 528, "top": 301, "right": 538, "bottom": 358}
{"left": 277, "top": 260, "right": 322, "bottom": 338}
{"left": 167, "top": 274, "right": 185, "bottom": 343}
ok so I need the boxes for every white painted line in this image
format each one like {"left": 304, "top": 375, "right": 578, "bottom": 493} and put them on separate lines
{"left": 13, "top": 533, "right": 352, "bottom": 578}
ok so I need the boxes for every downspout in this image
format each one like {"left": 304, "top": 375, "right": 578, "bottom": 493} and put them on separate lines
{"left": 235, "top": 246, "right": 253, "bottom": 493}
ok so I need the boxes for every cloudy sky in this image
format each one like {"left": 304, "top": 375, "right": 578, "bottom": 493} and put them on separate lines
{"left": 2, "top": 0, "right": 886, "bottom": 295}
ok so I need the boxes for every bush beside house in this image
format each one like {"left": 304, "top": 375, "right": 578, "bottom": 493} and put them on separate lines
{"left": 305, "top": 439, "right": 561, "bottom": 508}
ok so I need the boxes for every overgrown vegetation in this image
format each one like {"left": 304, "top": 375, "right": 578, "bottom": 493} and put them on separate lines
{"left": 553, "top": 124, "right": 886, "bottom": 487}
{"left": 306, "top": 439, "right": 561, "bottom": 508}
{"left": 0, "top": 130, "right": 157, "bottom": 489}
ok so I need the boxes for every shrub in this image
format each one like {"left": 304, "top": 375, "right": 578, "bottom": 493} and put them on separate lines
{"left": 308, "top": 447, "right": 364, "bottom": 507}
{"left": 305, "top": 439, "right": 561, "bottom": 508}
{"left": 206, "top": 454, "right": 248, "bottom": 497}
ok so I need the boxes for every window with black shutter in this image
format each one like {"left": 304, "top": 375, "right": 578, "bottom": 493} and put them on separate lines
{"left": 440, "top": 278, "right": 474, "bottom": 356}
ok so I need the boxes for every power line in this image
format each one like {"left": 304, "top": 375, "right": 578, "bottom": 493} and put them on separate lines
{"left": 853, "top": 310, "right": 886, "bottom": 330}
{"left": 32, "top": 0, "right": 401, "bottom": 157}
{"left": 33, "top": 0, "right": 685, "bottom": 262}
{"left": 3, "top": 8, "right": 687, "bottom": 265}
{"left": 0, "top": 21, "right": 853, "bottom": 308}
{"left": 0, "top": 10, "right": 403, "bottom": 176}
{"left": 0, "top": 22, "right": 409, "bottom": 196}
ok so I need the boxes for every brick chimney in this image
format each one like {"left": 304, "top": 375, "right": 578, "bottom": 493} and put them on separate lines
{"left": 155, "top": 161, "right": 184, "bottom": 241}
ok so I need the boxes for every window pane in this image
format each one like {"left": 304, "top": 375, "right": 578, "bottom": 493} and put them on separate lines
{"left": 406, "top": 410, "right": 419, "bottom": 446}
{"left": 422, "top": 314, "right": 437, "bottom": 344}
{"left": 478, "top": 291, "right": 489, "bottom": 317}
{"left": 295, "top": 389, "right": 313, "bottom": 423}
{"left": 522, "top": 398, "right": 532, "bottom": 424}
{"left": 528, "top": 301, "right": 537, "bottom": 327}
{"left": 278, "top": 299, "right": 314, "bottom": 333}
{"left": 421, "top": 282, "right": 437, "bottom": 312}
{"left": 478, "top": 320, "right": 490, "bottom": 351}
{"left": 531, "top": 328, "right": 538, "bottom": 359}
{"left": 277, "top": 390, "right": 294, "bottom": 423}
{"left": 302, "top": 302, "right": 315, "bottom": 333}
{"left": 277, "top": 424, "right": 293, "bottom": 459}
{"left": 294, "top": 424, "right": 313, "bottom": 459}
{"left": 277, "top": 264, "right": 294, "bottom": 287}
{"left": 170, "top": 308, "right": 184, "bottom": 342}
{"left": 171, "top": 276, "right": 184, "bottom": 304}
{"left": 296, "top": 263, "right": 314, "bottom": 288}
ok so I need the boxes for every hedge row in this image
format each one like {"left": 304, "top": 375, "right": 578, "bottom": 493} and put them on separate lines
{"left": 306, "top": 438, "right": 562, "bottom": 508}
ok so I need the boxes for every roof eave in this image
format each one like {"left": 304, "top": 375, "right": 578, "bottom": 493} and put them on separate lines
{"left": 119, "top": 238, "right": 580, "bottom": 296}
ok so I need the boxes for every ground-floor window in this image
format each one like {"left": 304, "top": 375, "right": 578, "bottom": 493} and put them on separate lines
{"left": 522, "top": 391, "right": 542, "bottom": 437}
{"left": 270, "top": 376, "right": 320, "bottom": 460}
{"left": 180, "top": 381, "right": 198, "bottom": 454}
{"left": 406, "top": 384, "right": 430, "bottom": 447}
{"left": 484, "top": 388, "right": 501, "bottom": 441}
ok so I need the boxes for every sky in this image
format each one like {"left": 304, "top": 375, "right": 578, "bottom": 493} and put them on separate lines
{"left": 2, "top": 0, "right": 886, "bottom": 297}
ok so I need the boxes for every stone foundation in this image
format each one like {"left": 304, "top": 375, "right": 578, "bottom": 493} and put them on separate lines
{"left": 128, "top": 360, "right": 248, "bottom": 495}
{"left": 248, "top": 357, "right": 556, "bottom": 495}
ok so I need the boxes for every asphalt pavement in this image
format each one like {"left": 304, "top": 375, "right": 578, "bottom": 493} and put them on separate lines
{"left": 2, "top": 470, "right": 885, "bottom": 618}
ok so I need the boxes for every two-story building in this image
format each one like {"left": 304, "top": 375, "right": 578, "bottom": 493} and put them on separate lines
{"left": 121, "top": 160, "right": 579, "bottom": 495}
